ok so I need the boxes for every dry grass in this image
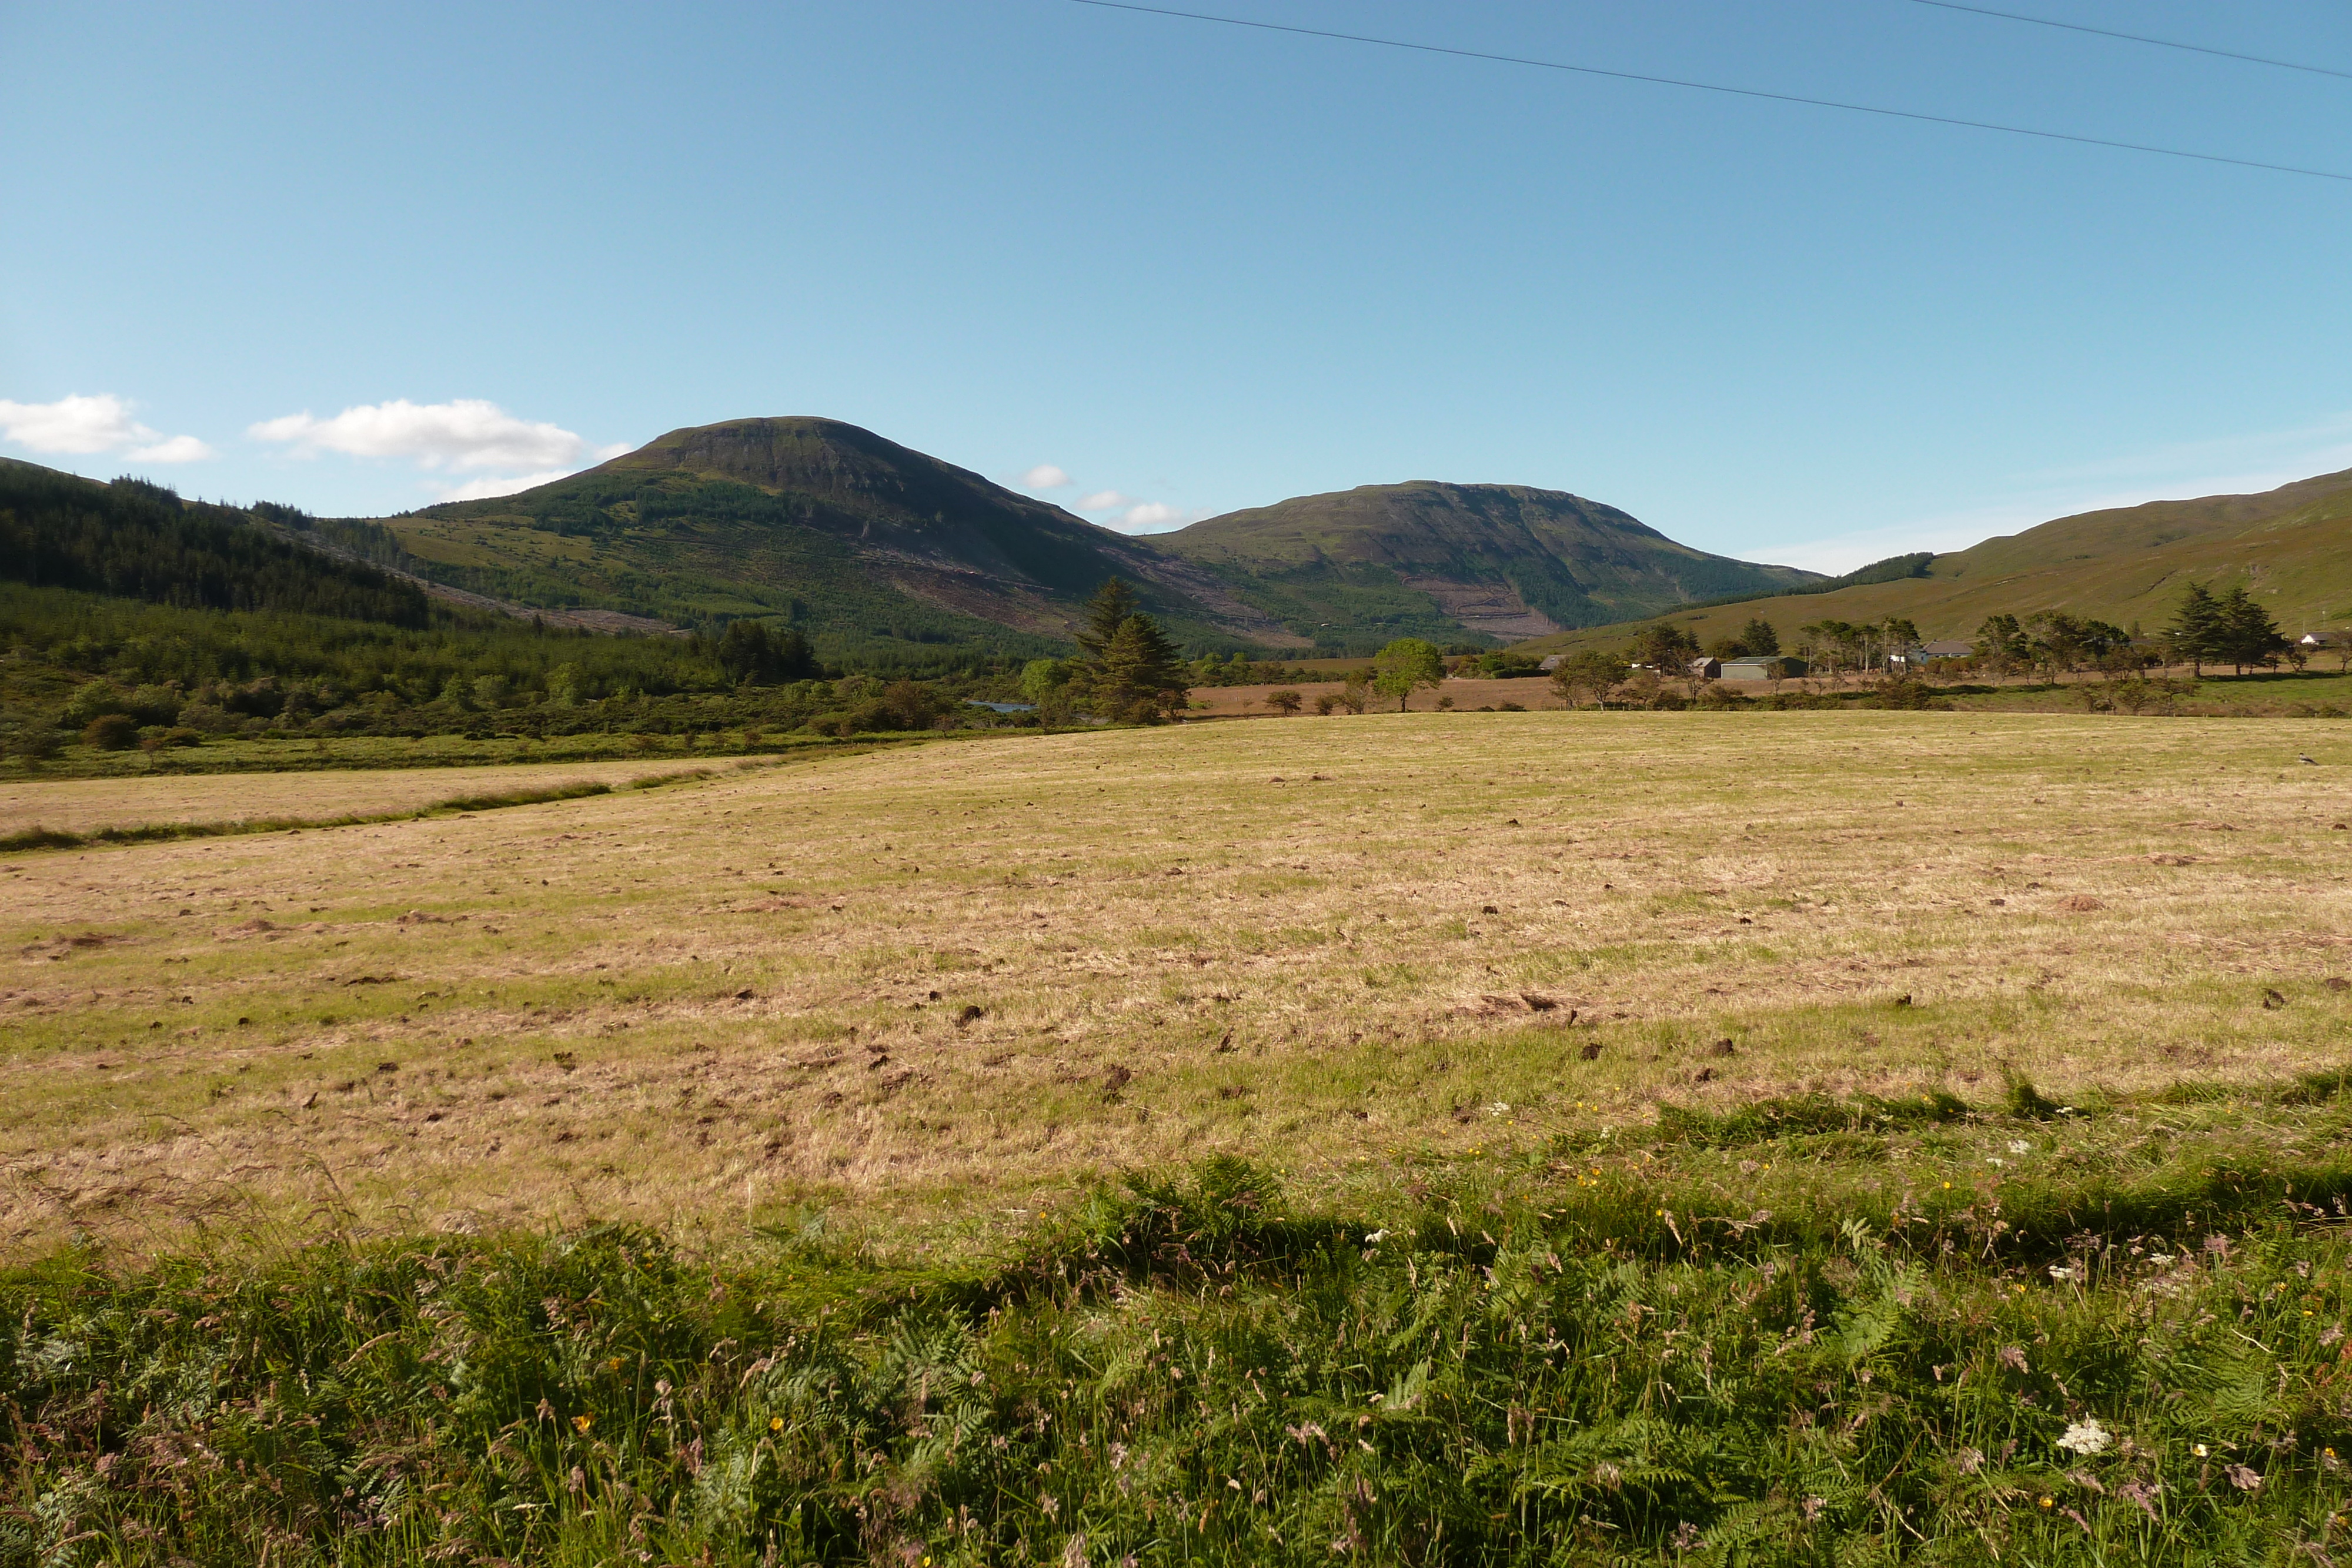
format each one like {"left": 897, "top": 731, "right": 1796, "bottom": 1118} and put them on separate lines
{"left": 4, "top": 710, "right": 2348, "bottom": 1259}
{"left": 0, "top": 757, "right": 687, "bottom": 838}
{"left": 1189, "top": 676, "right": 1561, "bottom": 716}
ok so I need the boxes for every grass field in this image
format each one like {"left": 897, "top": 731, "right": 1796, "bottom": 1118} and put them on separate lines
{"left": 0, "top": 758, "right": 734, "bottom": 839}
{"left": 8, "top": 711, "right": 2352, "bottom": 1563}
{"left": 6, "top": 710, "right": 2346, "bottom": 1253}
{"left": 7, "top": 726, "right": 852, "bottom": 783}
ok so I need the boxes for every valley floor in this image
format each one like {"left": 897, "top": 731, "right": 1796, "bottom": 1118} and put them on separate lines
{"left": 9, "top": 708, "right": 2352, "bottom": 1564}
{"left": 5, "top": 709, "right": 2345, "bottom": 1256}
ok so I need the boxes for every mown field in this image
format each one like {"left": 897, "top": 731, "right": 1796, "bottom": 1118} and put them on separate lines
{"left": 6, "top": 711, "right": 2351, "bottom": 1564}
{"left": 0, "top": 758, "right": 741, "bottom": 840}
{"left": 5, "top": 726, "right": 856, "bottom": 783}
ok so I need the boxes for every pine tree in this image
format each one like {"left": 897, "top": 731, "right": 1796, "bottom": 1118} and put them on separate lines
{"left": 2213, "top": 585, "right": 2288, "bottom": 674}
{"left": 1098, "top": 613, "right": 1185, "bottom": 718}
{"left": 1737, "top": 616, "right": 1780, "bottom": 657}
{"left": 1075, "top": 579, "right": 1141, "bottom": 662}
{"left": 2166, "top": 582, "right": 2220, "bottom": 676}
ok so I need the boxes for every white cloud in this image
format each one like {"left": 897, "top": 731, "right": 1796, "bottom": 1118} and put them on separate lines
{"left": 1110, "top": 502, "right": 1204, "bottom": 534}
{"left": 128, "top": 434, "right": 217, "bottom": 463}
{"left": 249, "top": 398, "right": 605, "bottom": 473}
{"left": 1020, "top": 463, "right": 1071, "bottom": 489}
{"left": 431, "top": 470, "right": 580, "bottom": 503}
{"left": 0, "top": 393, "right": 210, "bottom": 461}
{"left": 1075, "top": 489, "right": 1133, "bottom": 511}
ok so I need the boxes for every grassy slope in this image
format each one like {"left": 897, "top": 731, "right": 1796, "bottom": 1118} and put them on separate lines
{"left": 1510, "top": 466, "right": 2352, "bottom": 658}
{"left": 1149, "top": 482, "right": 1822, "bottom": 648}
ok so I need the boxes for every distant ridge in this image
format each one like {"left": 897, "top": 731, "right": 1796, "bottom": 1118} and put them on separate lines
{"left": 1145, "top": 481, "right": 1821, "bottom": 650}
{"left": 1510, "top": 469, "right": 2352, "bottom": 657}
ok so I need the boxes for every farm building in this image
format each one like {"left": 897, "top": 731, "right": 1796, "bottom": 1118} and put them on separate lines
{"left": 1688, "top": 656, "right": 1722, "bottom": 679}
{"left": 1720, "top": 656, "right": 1807, "bottom": 681}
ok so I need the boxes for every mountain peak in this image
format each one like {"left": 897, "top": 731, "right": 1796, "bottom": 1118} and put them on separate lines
{"left": 596, "top": 416, "right": 994, "bottom": 502}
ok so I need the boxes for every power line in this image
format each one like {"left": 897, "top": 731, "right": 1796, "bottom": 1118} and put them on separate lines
{"left": 1908, "top": 0, "right": 2352, "bottom": 83}
{"left": 1068, "top": 0, "right": 2352, "bottom": 183}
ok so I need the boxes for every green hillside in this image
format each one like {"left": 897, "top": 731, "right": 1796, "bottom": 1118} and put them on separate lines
{"left": 1146, "top": 482, "right": 1822, "bottom": 654}
{"left": 368, "top": 425, "right": 1826, "bottom": 659}
{"left": 0, "top": 460, "right": 995, "bottom": 766}
{"left": 1510, "top": 467, "right": 2352, "bottom": 658}
{"left": 380, "top": 417, "right": 1296, "bottom": 665}
{"left": 1, "top": 457, "right": 430, "bottom": 626}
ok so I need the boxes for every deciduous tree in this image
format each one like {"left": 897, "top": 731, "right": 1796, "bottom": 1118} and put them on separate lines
{"left": 1549, "top": 649, "right": 1625, "bottom": 708}
{"left": 1371, "top": 638, "right": 1445, "bottom": 711}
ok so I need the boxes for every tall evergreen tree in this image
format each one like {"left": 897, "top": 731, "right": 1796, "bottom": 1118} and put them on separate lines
{"left": 1736, "top": 616, "right": 1780, "bottom": 656}
{"left": 2213, "top": 585, "right": 2288, "bottom": 674}
{"left": 2166, "top": 582, "right": 2221, "bottom": 675}
{"left": 1074, "top": 579, "right": 1141, "bottom": 662}
{"left": 1098, "top": 612, "right": 1185, "bottom": 717}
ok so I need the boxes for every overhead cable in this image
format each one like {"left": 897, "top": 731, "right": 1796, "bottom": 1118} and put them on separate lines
{"left": 1068, "top": 0, "right": 2352, "bottom": 184}
{"left": 1909, "top": 0, "right": 2352, "bottom": 83}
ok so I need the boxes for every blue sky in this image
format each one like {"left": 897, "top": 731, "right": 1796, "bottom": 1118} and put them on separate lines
{"left": 4, "top": 0, "right": 2349, "bottom": 570}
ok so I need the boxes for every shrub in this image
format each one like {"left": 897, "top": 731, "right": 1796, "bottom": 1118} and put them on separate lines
{"left": 173, "top": 700, "right": 238, "bottom": 734}
{"left": 1264, "top": 689, "right": 1304, "bottom": 716}
{"left": 81, "top": 713, "right": 139, "bottom": 750}
{"left": 5, "top": 724, "right": 61, "bottom": 764}
{"left": 1867, "top": 678, "right": 1941, "bottom": 710}
{"left": 877, "top": 680, "right": 937, "bottom": 730}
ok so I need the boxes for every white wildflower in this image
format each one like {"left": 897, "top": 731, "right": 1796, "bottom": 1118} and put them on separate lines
{"left": 1488, "top": 1101, "right": 1511, "bottom": 1116}
{"left": 1362, "top": 1230, "right": 1388, "bottom": 1245}
{"left": 2057, "top": 1419, "right": 2112, "bottom": 1457}
{"left": 2146, "top": 1254, "right": 2175, "bottom": 1267}
{"left": 2008, "top": 1140, "right": 2030, "bottom": 1154}
{"left": 2048, "top": 1265, "right": 2076, "bottom": 1282}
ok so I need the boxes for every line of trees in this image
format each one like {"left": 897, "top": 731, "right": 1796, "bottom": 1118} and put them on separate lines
{"left": 1528, "top": 578, "right": 2312, "bottom": 713}
{"left": 1794, "top": 616, "right": 1919, "bottom": 676}
{"left": 1970, "top": 611, "right": 2132, "bottom": 682}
